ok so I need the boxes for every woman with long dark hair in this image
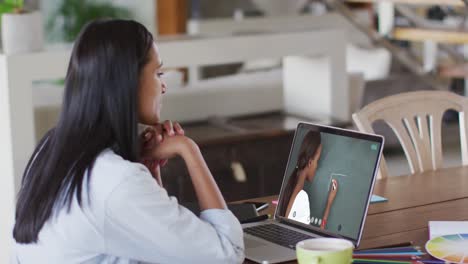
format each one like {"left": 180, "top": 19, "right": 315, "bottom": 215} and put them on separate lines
{"left": 278, "top": 131, "right": 338, "bottom": 229}
{"left": 12, "top": 20, "right": 243, "bottom": 263}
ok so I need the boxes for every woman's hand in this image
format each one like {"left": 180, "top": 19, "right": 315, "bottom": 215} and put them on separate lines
{"left": 140, "top": 120, "right": 185, "bottom": 183}
{"left": 142, "top": 121, "right": 226, "bottom": 211}
{"left": 150, "top": 135, "right": 198, "bottom": 161}
{"left": 327, "top": 179, "right": 338, "bottom": 204}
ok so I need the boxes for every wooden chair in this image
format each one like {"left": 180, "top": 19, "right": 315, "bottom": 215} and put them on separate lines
{"left": 352, "top": 91, "right": 468, "bottom": 179}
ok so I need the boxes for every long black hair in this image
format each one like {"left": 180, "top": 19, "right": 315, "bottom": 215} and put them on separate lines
{"left": 13, "top": 19, "right": 154, "bottom": 243}
{"left": 279, "top": 130, "right": 321, "bottom": 216}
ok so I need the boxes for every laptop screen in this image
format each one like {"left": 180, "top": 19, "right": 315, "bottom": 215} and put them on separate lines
{"left": 276, "top": 122, "right": 383, "bottom": 243}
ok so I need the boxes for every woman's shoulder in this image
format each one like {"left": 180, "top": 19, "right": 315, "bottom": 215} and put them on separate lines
{"left": 94, "top": 148, "right": 147, "bottom": 175}
{"left": 296, "top": 190, "right": 310, "bottom": 202}
{"left": 88, "top": 149, "right": 152, "bottom": 198}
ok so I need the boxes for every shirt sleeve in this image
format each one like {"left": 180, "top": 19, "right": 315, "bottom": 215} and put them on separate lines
{"left": 103, "top": 164, "right": 245, "bottom": 264}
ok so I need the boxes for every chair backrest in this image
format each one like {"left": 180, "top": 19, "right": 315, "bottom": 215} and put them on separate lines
{"left": 352, "top": 91, "right": 468, "bottom": 179}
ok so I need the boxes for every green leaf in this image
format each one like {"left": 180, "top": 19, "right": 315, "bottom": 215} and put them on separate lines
{"left": 47, "top": 0, "right": 133, "bottom": 42}
{"left": 0, "top": 3, "right": 16, "bottom": 15}
{"left": 2, "top": 0, "right": 23, "bottom": 9}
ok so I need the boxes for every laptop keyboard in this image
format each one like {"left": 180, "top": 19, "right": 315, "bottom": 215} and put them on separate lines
{"left": 244, "top": 224, "right": 314, "bottom": 249}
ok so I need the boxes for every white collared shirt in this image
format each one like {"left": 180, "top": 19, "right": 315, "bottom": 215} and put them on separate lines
{"left": 287, "top": 190, "right": 311, "bottom": 225}
{"left": 13, "top": 149, "right": 245, "bottom": 264}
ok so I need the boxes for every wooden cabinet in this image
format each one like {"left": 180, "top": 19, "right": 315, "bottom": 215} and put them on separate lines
{"left": 162, "top": 134, "right": 293, "bottom": 202}
{"left": 160, "top": 112, "right": 346, "bottom": 202}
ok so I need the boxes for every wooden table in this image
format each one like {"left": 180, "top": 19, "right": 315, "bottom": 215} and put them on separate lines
{"left": 242, "top": 166, "right": 468, "bottom": 263}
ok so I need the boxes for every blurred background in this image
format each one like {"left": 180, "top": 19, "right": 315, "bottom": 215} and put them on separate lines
{"left": 1, "top": 0, "right": 467, "bottom": 203}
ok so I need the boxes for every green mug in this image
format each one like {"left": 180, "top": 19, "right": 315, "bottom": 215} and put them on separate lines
{"left": 296, "top": 238, "right": 354, "bottom": 264}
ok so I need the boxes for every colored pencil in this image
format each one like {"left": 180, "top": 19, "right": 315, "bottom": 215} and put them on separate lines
{"left": 415, "top": 261, "right": 448, "bottom": 264}
{"left": 353, "top": 259, "right": 448, "bottom": 264}
{"left": 369, "top": 242, "right": 413, "bottom": 249}
{"left": 353, "top": 259, "right": 412, "bottom": 263}
{"left": 354, "top": 252, "right": 426, "bottom": 256}
{"left": 353, "top": 251, "right": 426, "bottom": 257}
{"left": 355, "top": 246, "right": 421, "bottom": 253}
{"left": 354, "top": 255, "right": 423, "bottom": 259}
{"left": 353, "top": 255, "right": 421, "bottom": 260}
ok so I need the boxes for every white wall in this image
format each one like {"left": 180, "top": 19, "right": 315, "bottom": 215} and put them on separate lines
{"left": 0, "top": 55, "right": 17, "bottom": 264}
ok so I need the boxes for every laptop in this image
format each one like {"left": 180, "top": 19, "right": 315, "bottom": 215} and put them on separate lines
{"left": 243, "top": 122, "right": 384, "bottom": 263}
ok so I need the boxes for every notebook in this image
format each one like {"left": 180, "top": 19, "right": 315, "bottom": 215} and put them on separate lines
{"left": 429, "top": 221, "right": 468, "bottom": 239}
{"left": 370, "top": 194, "right": 387, "bottom": 204}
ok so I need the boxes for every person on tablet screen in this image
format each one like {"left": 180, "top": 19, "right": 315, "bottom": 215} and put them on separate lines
{"left": 279, "top": 131, "right": 338, "bottom": 229}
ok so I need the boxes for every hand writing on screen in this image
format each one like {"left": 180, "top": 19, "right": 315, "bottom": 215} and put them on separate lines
{"left": 328, "top": 179, "right": 338, "bottom": 203}
{"left": 321, "top": 179, "right": 338, "bottom": 229}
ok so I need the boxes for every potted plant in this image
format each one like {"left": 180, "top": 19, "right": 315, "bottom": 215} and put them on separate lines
{"left": 1, "top": 0, "right": 44, "bottom": 54}
{"left": 47, "top": 0, "right": 132, "bottom": 43}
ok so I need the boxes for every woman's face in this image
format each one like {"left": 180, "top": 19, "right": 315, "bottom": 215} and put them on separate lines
{"left": 138, "top": 42, "right": 166, "bottom": 125}
{"left": 306, "top": 144, "right": 322, "bottom": 182}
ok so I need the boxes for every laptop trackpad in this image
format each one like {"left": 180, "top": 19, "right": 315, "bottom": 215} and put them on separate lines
{"left": 245, "top": 237, "right": 269, "bottom": 249}
{"left": 245, "top": 237, "right": 296, "bottom": 263}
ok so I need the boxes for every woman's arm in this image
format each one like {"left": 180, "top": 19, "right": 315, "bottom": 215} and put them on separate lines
{"left": 321, "top": 179, "right": 338, "bottom": 229}
{"left": 147, "top": 135, "right": 226, "bottom": 211}
{"left": 180, "top": 139, "right": 226, "bottom": 210}
{"left": 321, "top": 203, "right": 332, "bottom": 229}
{"left": 104, "top": 166, "right": 244, "bottom": 263}
{"left": 141, "top": 121, "right": 226, "bottom": 210}
{"left": 140, "top": 121, "right": 185, "bottom": 187}
{"left": 109, "top": 123, "right": 242, "bottom": 263}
